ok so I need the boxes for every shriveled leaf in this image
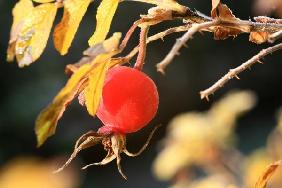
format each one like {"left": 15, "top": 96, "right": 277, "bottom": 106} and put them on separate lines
{"left": 211, "top": 0, "right": 220, "bottom": 18}
{"left": 249, "top": 32, "right": 268, "bottom": 44}
{"left": 15, "top": 3, "right": 57, "bottom": 67}
{"left": 217, "top": 4, "right": 240, "bottom": 21}
{"left": 213, "top": 4, "right": 245, "bottom": 40}
{"left": 7, "top": 0, "right": 34, "bottom": 62}
{"left": 88, "top": 0, "right": 119, "bottom": 46}
{"left": 131, "top": 0, "right": 187, "bottom": 13}
{"left": 84, "top": 60, "right": 111, "bottom": 116}
{"left": 32, "top": 0, "right": 54, "bottom": 3}
{"left": 54, "top": 0, "right": 91, "bottom": 55}
{"left": 255, "top": 160, "right": 282, "bottom": 188}
{"left": 140, "top": 7, "right": 173, "bottom": 26}
{"left": 35, "top": 63, "right": 92, "bottom": 147}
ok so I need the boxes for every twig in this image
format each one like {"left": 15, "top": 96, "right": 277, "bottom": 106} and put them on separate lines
{"left": 125, "top": 25, "right": 191, "bottom": 62}
{"left": 135, "top": 26, "right": 149, "bottom": 70}
{"left": 200, "top": 43, "right": 282, "bottom": 100}
{"left": 156, "top": 20, "right": 220, "bottom": 74}
{"left": 119, "top": 20, "right": 142, "bottom": 50}
{"left": 268, "top": 30, "right": 282, "bottom": 43}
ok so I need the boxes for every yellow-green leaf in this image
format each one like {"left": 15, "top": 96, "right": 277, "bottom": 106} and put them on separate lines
{"left": 88, "top": 0, "right": 119, "bottom": 46}
{"left": 32, "top": 0, "right": 54, "bottom": 3}
{"left": 15, "top": 3, "right": 57, "bottom": 67}
{"left": 54, "top": 0, "right": 91, "bottom": 55}
{"left": 255, "top": 160, "right": 282, "bottom": 188}
{"left": 7, "top": 0, "right": 34, "bottom": 62}
{"left": 35, "top": 63, "right": 92, "bottom": 147}
{"left": 84, "top": 60, "right": 111, "bottom": 116}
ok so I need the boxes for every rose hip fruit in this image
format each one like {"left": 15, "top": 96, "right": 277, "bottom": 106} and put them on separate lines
{"left": 97, "top": 66, "right": 159, "bottom": 134}
{"left": 56, "top": 66, "right": 159, "bottom": 179}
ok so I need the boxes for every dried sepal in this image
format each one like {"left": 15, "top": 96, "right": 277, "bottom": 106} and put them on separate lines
{"left": 255, "top": 160, "right": 282, "bottom": 188}
{"left": 53, "top": 0, "right": 91, "bottom": 55}
{"left": 15, "top": 3, "right": 57, "bottom": 67}
{"left": 88, "top": 0, "right": 119, "bottom": 46}
{"left": 56, "top": 126, "right": 159, "bottom": 179}
{"left": 123, "top": 125, "right": 160, "bottom": 157}
{"left": 54, "top": 131, "right": 104, "bottom": 173}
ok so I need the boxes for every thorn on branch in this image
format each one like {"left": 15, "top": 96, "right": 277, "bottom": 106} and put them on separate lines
{"left": 156, "top": 20, "right": 220, "bottom": 74}
{"left": 200, "top": 43, "right": 282, "bottom": 99}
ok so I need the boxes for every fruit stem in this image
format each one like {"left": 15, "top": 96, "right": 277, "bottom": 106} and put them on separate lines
{"left": 134, "top": 26, "right": 150, "bottom": 70}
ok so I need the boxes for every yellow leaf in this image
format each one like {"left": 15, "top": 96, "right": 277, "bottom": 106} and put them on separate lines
{"left": 84, "top": 60, "right": 111, "bottom": 116}
{"left": 35, "top": 32, "right": 121, "bottom": 147}
{"left": 35, "top": 63, "right": 92, "bottom": 147}
{"left": 88, "top": 0, "right": 119, "bottom": 46}
{"left": 255, "top": 160, "right": 282, "bottom": 188}
{"left": 7, "top": 0, "right": 34, "bottom": 62}
{"left": 32, "top": 0, "right": 54, "bottom": 3}
{"left": 15, "top": 3, "right": 57, "bottom": 67}
{"left": 84, "top": 32, "right": 122, "bottom": 116}
{"left": 53, "top": 0, "right": 91, "bottom": 55}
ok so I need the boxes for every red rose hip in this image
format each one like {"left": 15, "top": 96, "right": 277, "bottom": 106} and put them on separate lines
{"left": 97, "top": 66, "right": 159, "bottom": 134}
{"left": 56, "top": 66, "right": 159, "bottom": 179}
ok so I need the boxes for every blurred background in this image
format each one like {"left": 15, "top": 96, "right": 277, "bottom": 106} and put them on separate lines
{"left": 0, "top": 0, "right": 282, "bottom": 187}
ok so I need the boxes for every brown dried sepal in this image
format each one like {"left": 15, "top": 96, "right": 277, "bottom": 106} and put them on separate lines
{"left": 54, "top": 126, "right": 159, "bottom": 179}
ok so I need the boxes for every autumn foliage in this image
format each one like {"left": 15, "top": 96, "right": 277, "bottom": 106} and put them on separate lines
{"left": 6, "top": 0, "right": 282, "bottom": 186}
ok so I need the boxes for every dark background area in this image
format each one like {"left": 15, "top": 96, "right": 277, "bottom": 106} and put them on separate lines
{"left": 0, "top": 0, "right": 281, "bottom": 187}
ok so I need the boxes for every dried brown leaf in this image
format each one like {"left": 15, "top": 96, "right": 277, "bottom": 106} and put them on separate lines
{"left": 249, "top": 32, "right": 269, "bottom": 44}
{"left": 211, "top": 0, "right": 220, "bottom": 18}
{"left": 213, "top": 4, "right": 243, "bottom": 40}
